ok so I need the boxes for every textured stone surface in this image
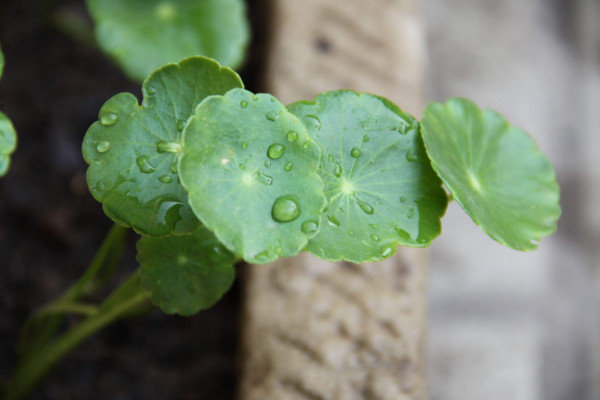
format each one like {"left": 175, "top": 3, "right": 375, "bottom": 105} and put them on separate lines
{"left": 240, "top": 2, "right": 427, "bottom": 397}
{"left": 240, "top": 251, "right": 427, "bottom": 400}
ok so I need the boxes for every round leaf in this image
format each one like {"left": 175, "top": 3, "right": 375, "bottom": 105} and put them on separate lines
{"left": 137, "top": 226, "right": 235, "bottom": 316}
{"left": 179, "top": 89, "right": 326, "bottom": 264}
{"left": 288, "top": 90, "right": 448, "bottom": 263}
{"left": 421, "top": 98, "right": 561, "bottom": 250}
{"left": 82, "top": 57, "right": 243, "bottom": 236}
{"left": 87, "top": 0, "right": 250, "bottom": 81}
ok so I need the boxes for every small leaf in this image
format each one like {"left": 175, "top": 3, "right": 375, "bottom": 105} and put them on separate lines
{"left": 421, "top": 98, "right": 561, "bottom": 250}
{"left": 137, "top": 226, "right": 235, "bottom": 316}
{"left": 288, "top": 90, "right": 448, "bottom": 263}
{"left": 0, "top": 46, "right": 16, "bottom": 177}
{"left": 82, "top": 56, "right": 243, "bottom": 236}
{"left": 179, "top": 89, "right": 326, "bottom": 264}
{"left": 87, "top": 0, "right": 250, "bottom": 81}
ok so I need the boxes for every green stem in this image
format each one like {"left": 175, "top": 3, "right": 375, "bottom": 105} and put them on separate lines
{"left": 5, "top": 270, "right": 150, "bottom": 400}
{"left": 37, "top": 301, "right": 99, "bottom": 317}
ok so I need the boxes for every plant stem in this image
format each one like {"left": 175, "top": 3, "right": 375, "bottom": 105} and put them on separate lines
{"left": 5, "top": 270, "right": 150, "bottom": 400}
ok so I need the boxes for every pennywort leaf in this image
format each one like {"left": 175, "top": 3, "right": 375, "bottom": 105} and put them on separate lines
{"left": 180, "top": 88, "right": 326, "bottom": 264}
{"left": 137, "top": 226, "right": 235, "bottom": 316}
{"left": 82, "top": 56, "right": 243, "bottom": 236}
{"left": 87, "top": 0, "right": 250, "bottom": 81}
{"left": 421, "top": 98, "right": 561, "bottom": 250}
{"left": 0, "top": 45, "right": 16, "bottom": 177}
{"left": 288, "top": 91, "right": 448, "bottom": 263}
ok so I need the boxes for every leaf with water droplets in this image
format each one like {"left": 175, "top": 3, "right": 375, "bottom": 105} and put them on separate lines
{"left": 137, "top": 226, "right": 235, "bottom": 316}
{"left": 180, "top": 89, "right": 326, "bottom": 264}
{"left": 83, "top": 56, "right": 243, "bottom": 236}
{"left": 86, "top": 0, "right": 250, "bottom": 81}
{"left": 0, "top": 46, "right": 16, "bottom": 177}
{"left": 288, "top": 90, "right": 448, "bottom": 263}
{"left": 421, "top": 98, "right": 561, "bottom": 250}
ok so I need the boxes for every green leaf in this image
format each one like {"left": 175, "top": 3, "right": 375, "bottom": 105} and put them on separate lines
{"left": 421, "top": 98, "right": 561, "bottom": 251}
{"left": 0, "top": 46, "right": 16, "bottom": 177}
{"left": 82, "top": 56, "right": 243, "bottom": 236}
{"left": 180, "top": 88, "right": 326, "bottom": 264}
{"left": 137, "top": 226, "right": 235, "bottom": 316}
{"left": 87, "top": 0, "right": 249, "bottom": 81}
{"left": 288, "top": 90, "right": 448, "bottom": 263}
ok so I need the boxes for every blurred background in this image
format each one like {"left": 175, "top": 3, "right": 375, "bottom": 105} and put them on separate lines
{"left": 0, "top": 0, "right": 598, "bottom": 399}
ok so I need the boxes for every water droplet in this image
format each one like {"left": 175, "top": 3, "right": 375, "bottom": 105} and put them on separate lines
{"left": 241, "top": 141, "right": 248, "bottom": 149}
{"left": 159, "top": 175, "right": 172, "bottom": 183}
{"left": 256, "top": 171, "right": 273, "bottom": 186}
{"left": 264, "top": 160, "right": 271, "bottom": 168}
{"left": 265, "top": 111, "right": 278, "bottom": 121}
{"left": 136, "top": 155, "right": 156, "bottom": 174}
{"left": 363, "top": 135, "right": 370, "bottom": 142}
{"left": 267, "top": 143, "right": 286, "bottom": 159}
{"left": 350, "top": 148, "right": 361, "bottom": 158}
{"left": 272, "top": 195, "right": 301, "bottom": 222}
{"left": 381, "top": 243, "right": 395, "bottom": 257}
{"left": 146, "top": 85, "right": 156, "bottom": 95}
{"left": 327, "top": 215, "right": 340, "bottom": 227}
{"left": 334, "top": 163, "right": 342, "bottom": 177}
{"left": 176, "top": 119, "right": 186, "bottom": 132}
{"left": 287, "top": 131, "right": 298, "bottom": 142}
{"left": 252, "top": 95, "right": 258, "bottom": 101}
{"left": 301, "top": 220, "right": 318, "bottom": 235}
{"left": 284, "top": 162, "right": 292, "bottom": 171}
{"left": 96, "top": 141, "right": 111, "bottom": 153}
{"left": 303, "top": 142, "right": 309, "bottom": 149}
{"left": 356, "top": 199, "right": 374, "bottom": 214}
{"left": 370, "top": 234, "right": 380, "bottom": 242}
{"left": 239, "top": 164, "right": 246, "bottom": 171}
{"left": 400, "top": 196, "right": 406, "bottom": 203}
{"left": 170, "top": 161, "right": 178, "bottom": 173}
{"left": 156, "top": 141, "right": 182, "bottom": 153}
{"left": 100, "top": 112, "right": 118, "bottom": 126}
{"left": 407, "top": 205, "right": 415, "bottom": 219}
{"left": 254, "top": 250, "right": 271, "bottom": 262}
{"left": 406, "top": 148, "right": 419, "bottom": 162}
{"left": 154, "top": 115, "right": 160, "bottom": 121}
{"left": 303, "top": 115, "right": 321, "bottom": 131}
{"left": 275, "top": 246, "right": 283, "bottom": 255}
{"left": 395, "top": 226, "right": 411, "bottom": 240}
{"left": 240, "top": 100, "right": 248, "bottom": 108}
{"left": 369, "top": 224, "right": 379, "bottom": 230}
{"left": 328, "top": 155, "right": 334, "bottom": 162}
{"left": 348, "top": 230, "right": 355, "bottom": 237}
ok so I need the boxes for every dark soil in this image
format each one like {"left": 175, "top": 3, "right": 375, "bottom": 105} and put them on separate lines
{"left": 0, "top": 1, "right": 269, "bottom": 398}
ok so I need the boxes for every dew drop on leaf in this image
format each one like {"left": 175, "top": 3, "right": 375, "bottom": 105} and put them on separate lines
{"left": 348, "top": 230, "right": 355, "bottom": 237}
{"left": 400, "top": 196, "right": 406, "bottom": 203}
{"left": 301, "top": 220, "right": 318, "bottom": 235}
{"left": 356, "top": 199, "right": 374, "bottom": 215}
{"left": 406, "top": 147, "right": 419, "bottom": 162}
{"left": 256, "top": 171, "right": 273, "bottom": 186}
{"left": 170, "top": 161, "right": 178, "bottom": 174}
{"left": 176, "top": 119, "right": 186, "bottom": 132}
{"left": 241, "top": 141, "right": 247, "bottom": 149}
{"left": 303, "top": 142, "right": 309, "bottom": 149}
{"left": 96, "top": 141, "right": 111, "bottom": 153}
{"left": 328, "top": 155, "right": 334, "bottom": 162}
{"left": 156, "top": 141, "right": 183, "bottom": 153}
{"left": 370, "top": 234, "right": 380, "bottom": 242}
{"left": 350, "top": 148, "right": 361, "bottom": 158}
{"left": 146, "top": 85, "right": 156, "bottom": 95}
{"left": 334, "top": 162, "right": 342, "bottom": 177}
{"left": 267, "top": 143, "right": 286, "bottom": 159}
{"left": 240, "top": 100, "right": 248, "bottom": 108}
{"left": 303, "top": 115, "right": 321, "bottom": 131}
{"left": 272, "top": 195, "right": 301, "bottom": 223}
{"left": 100, "top": 113, "right": 118, "bottom": 126}
{"left": 327, "top": 214, "right": 340, "bottom": 227}
{"left": 287, "top": 130, "right": 298, "bottom": 142}
{"left": 363, "top": 135, "right": 370, "bottom": 142}
{"left": 239, "top": 163, "right": 246, "bottom": 171}
{"left": 136, "top": 155, "right": 156, "bottom": 174}
{"left": 159, "top": 175, "right": 172, "bottom": 183}
{"left": 381, "top": 243, "right": 395, "bottom": 257}
{"left": 265, "top": 111, "right": 278, "bottom": 121}
{"left": 284, "top": 162, "right": 292, "bottom": 171}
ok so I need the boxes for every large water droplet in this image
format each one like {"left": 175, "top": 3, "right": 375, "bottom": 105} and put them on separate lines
{"left": 301, "top": 220, "right": 318, "bottom": 235}
{"left": 350, "top": 148, "right": 361, "bottom": 158}
{"left": 267, "top": 143, "right": 286, "bottom": 159}
{"left": 303, "top": 115, "right": 321, "bottom": 131}
{"left": 176, "top": 119, "right": 186, "bottom": 132}
{"left": 284, "top": 162, "right": 293, "bottom": 171}
{"left": 356, "top": 199, "right": 374, "bottom": 214}
{"left": 406, "top": 148, "right": 419, "bottom": 162}
{"left": 136, "top": 155, "right": 156, "bottom": 173}
{"left": 240, "top": 100, "right": 248, "bottom": 108}
{"left": 96, "top": 141, "right": 111, "bottom": 153}
{"left": 287, "top": 131, "right": 298, "bottom": 142}
{"left": 100, "top": 113, "right": 118, "bottom": 126}
{"left": 159, "top": 175, "right": 172, "bottom": 183}
{"left": 327, "top": 215, "right": 340, "bottom": 227}
{"left": 272, "top": 195, "right": 301, "bottom": 222}
{"left": 156, "top": 141, "right": 182, "bottom": 153}
{"left": 334, "top": 163, "right": 342, "bottom": 177}
{"left": 265, "top": 111, "right": 278, "bottom": 121}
